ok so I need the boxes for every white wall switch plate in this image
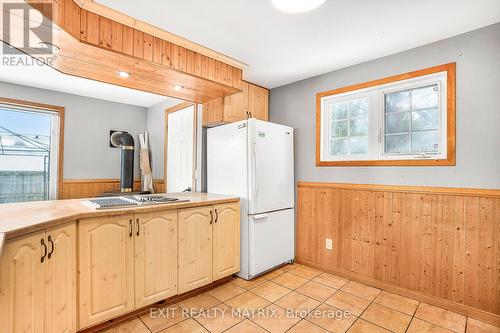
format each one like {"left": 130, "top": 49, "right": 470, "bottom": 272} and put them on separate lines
{"left": 326, "top": 238, "right": 333, "bottom": 250}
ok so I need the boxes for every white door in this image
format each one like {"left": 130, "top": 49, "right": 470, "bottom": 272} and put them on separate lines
{"left": 248, "top": 119, "right": 294, "bottom": 214}
{"left": 167, "top": 105, "right": 195, "bottom": 192}
{"left": 248, "top": 208, "right": 295, "bottom": 277}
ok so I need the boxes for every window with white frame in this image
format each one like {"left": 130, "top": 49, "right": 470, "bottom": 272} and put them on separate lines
{"left": 317, "top": 65, "right": 455, "bottom": 165}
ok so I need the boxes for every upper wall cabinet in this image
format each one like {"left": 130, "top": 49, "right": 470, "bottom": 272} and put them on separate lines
{"left": 202, "top": 82, "right": 269, "bottom": 126}
{"left": 5, "top": 0, "right": 245, "bottom": 103}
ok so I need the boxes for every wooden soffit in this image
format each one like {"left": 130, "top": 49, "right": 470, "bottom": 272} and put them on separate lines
{"left": 1, "top": 0, "right": 244, "bottom": 103}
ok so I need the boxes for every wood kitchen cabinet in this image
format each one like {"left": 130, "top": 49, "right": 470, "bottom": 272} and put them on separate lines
{"left": 134, "top": 210, "right": 177, "bottom": 307}
{"left": 78, "top": 215, "right": 135, "bottom": 328}
{"left": 212, "top": 202, "right": 240, "bottom": 280}
{"left": 202, "top": 81, "right": 268, "bottom": 126}
{"left": 177, "top": 206, "right": 213, "bottom": 293}
{"left": 0, "top": 223, "right": 76, "bottom": 333}
{"left": 178, "top": 203, "right": 241, "bottom": 293}
{"left": 248, "top": 83, "right": 269, "bottom": 121}
{"left": 45, "top": 224, "right": 77, "bottom": 333}
{"left": 78, "top": 210, "right": 180, "bottom": 328}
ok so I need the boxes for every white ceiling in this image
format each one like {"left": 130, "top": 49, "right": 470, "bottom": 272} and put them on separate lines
{"left": 99, "top": 0, "right": 500, "bottom": 88}
{"left": 0, "top": 43, "right": 178, "bottom": 108}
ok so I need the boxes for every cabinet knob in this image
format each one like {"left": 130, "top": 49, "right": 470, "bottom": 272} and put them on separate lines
{"left": 214, "top": 209, "right": 219, "bottom": 224}
{"left": 136, "top": 219, "right": 140, "bottom": 236}
{"left": 209, "top": 210, "right": 213, "bottom": 224}
{"left": 129, "top": 219, "right": 133, "bottom": 237}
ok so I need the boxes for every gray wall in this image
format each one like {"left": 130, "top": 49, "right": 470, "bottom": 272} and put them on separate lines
{"left": 270, "top": 23, "right": 500, "bottom": 189}
{"left": 0, "top": 81, "right": 148, "bottom": 179}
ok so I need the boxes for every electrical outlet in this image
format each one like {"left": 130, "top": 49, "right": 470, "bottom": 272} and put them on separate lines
{"left": 326, "top": 238, "right": 333, "bottom": 250}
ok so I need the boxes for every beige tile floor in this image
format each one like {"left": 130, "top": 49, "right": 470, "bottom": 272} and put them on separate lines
{"left": 100, "top": 264, "right": 500, "bottom": 333}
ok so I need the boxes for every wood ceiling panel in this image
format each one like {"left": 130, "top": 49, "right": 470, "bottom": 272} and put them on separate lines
{"left": 8, "top": 0, "right": 242, "bottom": 103}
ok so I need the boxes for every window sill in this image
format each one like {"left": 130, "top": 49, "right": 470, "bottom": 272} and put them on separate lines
{"left": 316, "top": 156, "right": 455, "bottom": 167}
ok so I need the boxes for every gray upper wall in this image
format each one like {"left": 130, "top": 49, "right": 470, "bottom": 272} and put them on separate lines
{"left": 269, "top": 23, "right": 500, "bottom": 189}
{"left": 0, "top": 81, "right": 148, "bottom": 179}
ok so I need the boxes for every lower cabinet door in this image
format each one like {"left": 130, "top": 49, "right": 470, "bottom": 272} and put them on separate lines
{"left": 78, "top": 215, "right": 135, "bottom": 329}
{"left": 134, "top": 210, "right": 177, "bottom": 307}
{"left": 178, "top": 206, "right": 213, "bottom": 293}
{"left": 212, "top": 202, "right": 240, "bottom": 280}
{"left": 45, "top": 223, "right": 76, "bottom": 333}
{"left": 0, "top": 232, "right": 46, "bottom": 333}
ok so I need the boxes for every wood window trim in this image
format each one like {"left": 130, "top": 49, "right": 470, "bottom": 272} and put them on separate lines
{"left": 315, "top": 63, "right": 456, "bottom": 166}
{"left": 0, "top": 97, "right": 65, "bottom": 198}
{"left": 164, "top": 102, "right": 197, "bottom": 192}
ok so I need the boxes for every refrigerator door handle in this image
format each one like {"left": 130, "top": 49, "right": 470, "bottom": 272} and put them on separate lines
{"left": 252, "top": 213, "right": 268, "bottom": 220}
{"left": 253, "top": 144, "right": 259, "bottom": 202}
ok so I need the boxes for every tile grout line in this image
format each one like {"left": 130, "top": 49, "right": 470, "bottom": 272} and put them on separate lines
{"left": 103, "top": 263, "right": 480, "bottom": 333}
{"left": 136, "top": 314, "right": 154, "bottom": 333}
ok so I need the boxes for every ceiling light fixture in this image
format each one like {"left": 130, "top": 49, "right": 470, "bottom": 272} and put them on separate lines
{"left": 173, "top": 84, "right": 184, "bottom": 91}
{"left": 117, "top": 70, "right": 131, "bottom": 78}
{"left": 271, "top": 0, "right": 326, "bottom": 13}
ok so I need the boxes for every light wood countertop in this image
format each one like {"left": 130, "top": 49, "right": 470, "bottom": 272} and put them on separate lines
{"left": 0, "top": 192, "right": 239, "bottom": 252}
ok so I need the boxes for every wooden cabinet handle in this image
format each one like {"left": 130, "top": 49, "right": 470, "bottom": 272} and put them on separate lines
{"left": 214, "top": 209, "right": 219, "bottom": 224}
{"left": 40, "top": 238, "right": 47, "bottom": 263}
{"left": 136, "top": 219, "right": 140, "bottom": 236}
{"left": 209, "top": 210, "right": 213, "bottom": 224}
{"left": 48, "top": 235, "right": 54, "bottom": 259}
{"left": 129, "top": 219, "right": 133, "bottom": 237}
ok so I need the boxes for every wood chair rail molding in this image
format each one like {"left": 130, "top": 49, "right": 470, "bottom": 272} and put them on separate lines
{"left": 298, "top": 181, "right": 500, "bottom": 198}
{"left": 297, "top": 181, "right": 500, "bottom": 326}
{"left": 315, "top": 63, "right": 456, "bottom": 166}
{"left": 2, "top": 0, "right": 244, "bottom": 103}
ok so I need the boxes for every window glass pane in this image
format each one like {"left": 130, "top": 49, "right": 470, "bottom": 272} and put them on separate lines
{"left": 328, "top": 97, "right": 369, "bottom": 157}
{"left": 0, "top": 108, "right": 53, "bottom": 203}
{"left": 385, "top": 134, "right": 409, "bottom": 154}
{"left": 412, "top": 108, "right": 438, "bottom": 131}
{"left": 349, "top": 98, "right": 368, "bottom": 117}
{"left": 331, "top": 120, "right": 348, "bottom": 138}
{"left": 412, "top": 85, "right": 438, "bottom": 110}
{"left": 349, "top": 137, "right": 368, "bottom": 154}
{"left": 411, "top": 130, "right": 439, "bottom": 153}
{"left": 330, "top": 138, "right": 347, "bottom": 155}
{"left": 385, "top": 90, "right": 410, "bottom": 113}
{"left": 349, "top": 117, "right": 368, "bottom": 136}
{"left": 332, "top": 102, "right": 348, "bottom": 120}
{"left": 385, "top": 112, "right": 410, "bottom": 134}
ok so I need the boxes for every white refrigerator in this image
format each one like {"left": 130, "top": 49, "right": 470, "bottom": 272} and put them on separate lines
{"left": 207, "top": 118, "right": 294, "bottom": 280}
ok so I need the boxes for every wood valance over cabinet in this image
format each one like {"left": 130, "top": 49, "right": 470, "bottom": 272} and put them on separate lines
{"left": 2, "top": 0, "right": 245, "bottom": 103}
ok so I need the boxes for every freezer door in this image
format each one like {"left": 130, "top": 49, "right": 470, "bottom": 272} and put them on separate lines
{"left": 248, "top": 119, "right": 294, "bottom": 214}
{"left": 207, "top": 120, "right": 248, "bottom": 198}
{"left": 248, "top": 209, "right": 295, "bottom": 277}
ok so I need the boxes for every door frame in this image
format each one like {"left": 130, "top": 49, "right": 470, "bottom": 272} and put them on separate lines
{"left": 164, "top": 102, "right": 198, "bottom": 192}
{"left": 0, "top": 97, "right": 65, "bottom": 199}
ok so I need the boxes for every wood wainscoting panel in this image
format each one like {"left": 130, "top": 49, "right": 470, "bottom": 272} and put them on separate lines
{"left": 296, "top": 181, "right": 500, "bottom": 326}
{"left": 60, "top": 179, "right": 165, "bottom": 199}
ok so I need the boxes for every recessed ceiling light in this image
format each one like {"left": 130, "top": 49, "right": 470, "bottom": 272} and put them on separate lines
{"left": 271, "top": 0, "right": 326, "bottom": 13}
{"left": 38, "top": 41, "right": 60, "bottom": 53}
{"left": 117, "top": 70, "right": 131, "bottom": 78}
{"left": 173, "top": 84, "right": 184, "bottom": 91}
